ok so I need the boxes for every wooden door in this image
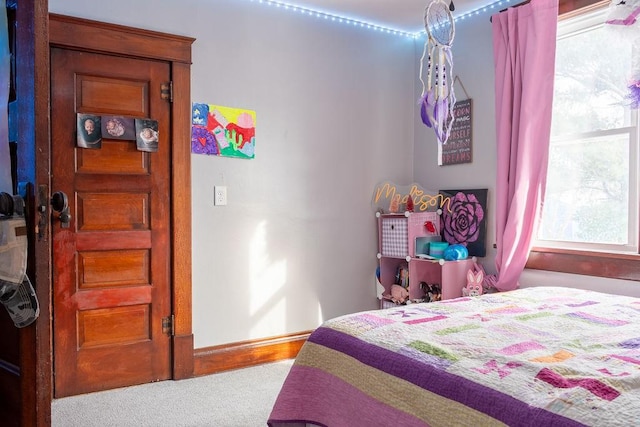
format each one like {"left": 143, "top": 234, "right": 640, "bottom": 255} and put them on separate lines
{"left": 51, "top": 47, "right": 172, "bottom": 397}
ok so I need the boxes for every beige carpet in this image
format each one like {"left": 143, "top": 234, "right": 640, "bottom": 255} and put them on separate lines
{"left": 52, "top": 359, "right": 294, "bottom": 427}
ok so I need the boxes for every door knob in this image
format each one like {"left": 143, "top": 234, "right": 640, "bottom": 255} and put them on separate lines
{"left": 51, "top": 191, "right": 71, "bottom": 228}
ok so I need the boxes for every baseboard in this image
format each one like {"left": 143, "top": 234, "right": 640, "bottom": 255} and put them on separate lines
{"left": 193, "top": 330, "right": 312, "bottom": 377}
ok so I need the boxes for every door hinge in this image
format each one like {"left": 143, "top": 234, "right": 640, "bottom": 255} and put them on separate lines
{"left": 160, "top": 81, "right": 173, "bottom": 103}
{"left": 162, "top": 314, "right": 175, "bottom": 336}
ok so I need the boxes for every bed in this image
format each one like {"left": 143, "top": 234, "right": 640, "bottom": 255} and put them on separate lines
{"left": 268, "top": 287, "right": 640, "bottom": 426}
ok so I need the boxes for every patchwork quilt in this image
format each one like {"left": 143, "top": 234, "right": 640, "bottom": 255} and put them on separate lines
{"left": 268, "top": 287, "right": 640, "bottom": 426}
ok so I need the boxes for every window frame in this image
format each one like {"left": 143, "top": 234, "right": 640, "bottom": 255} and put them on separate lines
{"left": 526, "top": 0, "right": 640, "bottom": 281}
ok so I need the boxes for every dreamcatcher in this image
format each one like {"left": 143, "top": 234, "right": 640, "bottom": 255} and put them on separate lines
{"left": 605, "top": 0, "right": 640, "bottom": 109}
{"left": 419, "top": 0, "right": 456, "bottom": 145}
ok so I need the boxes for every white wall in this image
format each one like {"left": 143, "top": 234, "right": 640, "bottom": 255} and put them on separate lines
{"left": 520, "top": 269, "right": 640, "bottom": 297}
{"left": 413, "top": 15, "right": 498, "bottom": 275}
{"left": 48, "top": 0, "right": 416, "bottom": 348}
{"left": 47, "top": 0, "right": 639, "bottom": 349}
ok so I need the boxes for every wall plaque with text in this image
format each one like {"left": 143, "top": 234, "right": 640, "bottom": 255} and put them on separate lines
{"left": 440, "top": 98, "right": 472, "bottom": 166}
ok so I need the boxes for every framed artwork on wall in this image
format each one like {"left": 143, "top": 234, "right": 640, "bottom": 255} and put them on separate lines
{"left": 439, "top": 188, "right": 488, "bottom": 257}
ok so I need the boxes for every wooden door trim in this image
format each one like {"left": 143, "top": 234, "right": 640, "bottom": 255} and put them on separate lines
{"left": 168, "top": 60, "right": 194, "bottom": 379}
{"left": 16, "top": 1, "right": 51, "bottom": 426}
{"left": 49, "top": 14, "right": 193, "bottom": 64}
{"left": 48, "top": 14, "right": 195, "bottom": 381}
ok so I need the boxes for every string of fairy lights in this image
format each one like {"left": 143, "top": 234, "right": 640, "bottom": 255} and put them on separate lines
{"left": 247, "top": 0, "right": 516, "bottom": 38}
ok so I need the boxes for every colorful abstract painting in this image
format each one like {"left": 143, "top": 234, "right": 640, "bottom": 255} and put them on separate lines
{"left": 191, "top": 103, "right": 256, "bottom": 159}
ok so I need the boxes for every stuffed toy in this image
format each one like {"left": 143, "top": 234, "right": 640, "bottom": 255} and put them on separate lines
{"left": 464, "top": 265, "right": 484, "bottom": 297}
{"left": 390, "top": 284, "right": 410, "bottom": 304}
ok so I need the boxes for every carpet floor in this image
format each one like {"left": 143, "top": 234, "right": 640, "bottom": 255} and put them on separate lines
{"left": 52, "top": 359, "right": 294, "bottom": 427}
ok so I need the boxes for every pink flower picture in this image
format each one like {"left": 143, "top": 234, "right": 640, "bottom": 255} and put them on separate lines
{"left": 440, "top": 189, "right": 488, "bottom": 257}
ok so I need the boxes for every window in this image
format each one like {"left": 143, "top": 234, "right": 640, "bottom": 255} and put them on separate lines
{"left": 535, "top": 7, "right": 640, "bottom": 255}
{"left": 528, "top": 4, "right": 640, "bottom": 281}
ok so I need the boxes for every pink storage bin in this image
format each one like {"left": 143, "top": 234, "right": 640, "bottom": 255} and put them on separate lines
{"left": 379, "top": 215, "right": 408, "bottom": 258}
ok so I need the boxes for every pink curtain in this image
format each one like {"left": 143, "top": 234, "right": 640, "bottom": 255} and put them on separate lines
{"left": 491, "top": 0, "right": 558, "bottom": 291}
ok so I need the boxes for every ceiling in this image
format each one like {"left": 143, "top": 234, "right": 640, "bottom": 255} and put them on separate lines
{"left": 275, "top": 0, "right": 499, "bottom": 34}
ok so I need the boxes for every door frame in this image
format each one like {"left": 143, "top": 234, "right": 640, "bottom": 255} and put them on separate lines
{"left": 41, "top": 12, "right": 193, "bottom": 418}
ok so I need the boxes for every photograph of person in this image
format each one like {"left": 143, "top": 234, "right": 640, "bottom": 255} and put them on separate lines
{"left": 77, "top": 114, "right": 102, "bottom": 149}
{"left": 101, "top": 115, "right": 135, "bottom": 140}
{"left": 135, "top": 118, "right": 159, "bottom": 153}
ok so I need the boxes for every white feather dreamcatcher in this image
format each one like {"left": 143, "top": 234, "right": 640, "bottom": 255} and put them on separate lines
{"left": 419, "top": 0, "right": 456, "bottom": 146}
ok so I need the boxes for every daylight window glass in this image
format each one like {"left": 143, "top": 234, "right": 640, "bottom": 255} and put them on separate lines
{"left": 537, "top": 9, "right": 639, "bottom": 252}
